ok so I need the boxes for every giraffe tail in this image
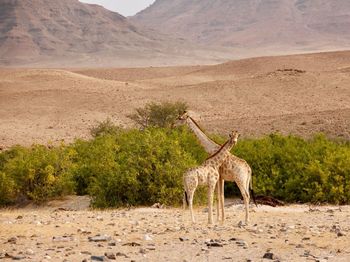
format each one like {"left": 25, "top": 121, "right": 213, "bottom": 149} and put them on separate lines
{"left": 250, "top": 173, "right": 258, "bottom": 207}
{"left": 184, "top": 191, "right": 189, "bottom": 206}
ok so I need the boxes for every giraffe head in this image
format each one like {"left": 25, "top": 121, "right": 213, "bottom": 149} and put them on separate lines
{"left": 174, "top": 110, "right": 190, "bottom": 127}
{"left": 229, "top": 130, "right": 240, "bottom": 143}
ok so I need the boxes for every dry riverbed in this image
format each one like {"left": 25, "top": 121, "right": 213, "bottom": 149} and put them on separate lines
{"left": 1, "top": 197, "right": 350, "bottom": 262}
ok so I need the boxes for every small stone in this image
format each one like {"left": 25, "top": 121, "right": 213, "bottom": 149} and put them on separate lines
{"left": 16, "top": 215, "right": 23, "bottom": 220}
{"left": 179, "top": 237, "right": 189, "bottom": 242}
{"left": 206, "top": 241, "right": 223, "bottom": 247}
{"left": 88, "top": 235, "right": 111, "bottom": 242}
{"left": 122, "top": 242, "right": 141, "bottom": 247}
{"left": 108, "top": 242, "right": 116, "bottom": 246}
{"left": 91, "top": 256, "right": 105, "bottom": 261}
{"left": 53, "top": 236, "right": 74, "bottom": 242}
{"left": 263, "top": 252, "right": 275, "bottom": 260}
{"left": 116, "top": 252, "right": 128, "bottom": 258}
{"left": 104, "top": 252, "right": 116, "bottom": 259}
{"left": 7, "top": 237, "right": 18, "bottom": 243}
{"left": 337, "top": 232, "right": 346, "bottom": 237}
{"left": 144, "top": 234, "right": 152, "bottom": 241}
{"left": 25, "top": 249, "right": 34, "bottom": 255}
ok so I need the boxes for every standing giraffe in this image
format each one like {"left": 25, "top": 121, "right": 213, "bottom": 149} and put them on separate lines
{"left": 177, "top": 111, "right": 255, "bottom": 225}
{"left": 183, "top": 130, "right": 239, "bottom": 224}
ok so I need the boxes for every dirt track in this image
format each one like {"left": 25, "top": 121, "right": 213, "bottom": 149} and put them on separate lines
{"left": 1, "top": 197, "right": 350, "bottom": 261}
{"left": 0, "top": 51, "right": 350, "bottom": 148}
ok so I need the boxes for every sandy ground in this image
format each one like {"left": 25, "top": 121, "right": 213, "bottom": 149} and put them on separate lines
{"left": 0, "top": 197, "right": 350, "bottom": 262}
{"left": 0, "top": 50, "right": 350, "bottom": 149}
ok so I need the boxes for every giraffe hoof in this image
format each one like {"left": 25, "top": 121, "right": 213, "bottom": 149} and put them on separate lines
{"left": 238, "top": 221, "right": 246, "bottom": 227}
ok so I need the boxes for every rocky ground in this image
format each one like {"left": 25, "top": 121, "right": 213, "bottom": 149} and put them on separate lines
{"left": 0, "top": 197, "right": 349, "bottom": 262}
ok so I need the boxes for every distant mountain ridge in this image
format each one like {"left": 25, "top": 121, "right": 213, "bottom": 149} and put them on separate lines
{"left": 132, "top": 0, "right": 350, "bottom": 52}
{"left": 0, "top": 0, "right": 226, "bottom": 67}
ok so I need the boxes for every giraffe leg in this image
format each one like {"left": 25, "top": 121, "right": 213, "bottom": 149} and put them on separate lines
{"left": 208, "top": 186, "right": 214, "bottom": 224}
{"left": 183, "top": 191, "right": 187, "bottom": 210}
{"left": 220, "top": 179, "right": 225, "bottom": 224}
{"left": 216, "top": 181, "right": 220, "bottom": 222}
{"left": 188, "top": 189, "right": 196, "bottom": 223}
{"left": 208, "top": 175, "right": 218, "bottom": 225}
{"left": 237, "top": 182, "right": 250, "bottom": 225}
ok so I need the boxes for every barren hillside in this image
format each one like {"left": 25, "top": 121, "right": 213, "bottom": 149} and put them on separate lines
{"left": 0, "top": 51, "right": 349, "bottom": 148}
{"left": 132, "top": 0, "right": 350, "bottom": 53}
{"left": 0, "top": 0, "right": 226, "bottom": 67}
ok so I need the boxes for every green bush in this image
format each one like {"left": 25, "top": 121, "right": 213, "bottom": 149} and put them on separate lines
{"left": 1, "top": 144, "right": 75, "bottom": 203}
{"left": 233, "top": 133, "right": 350, "bottom": 204}
{"left": 0, "top": 128, "right": 349, "bottom": 207}
{"left": 0, "top": 171, "right": 17, "bottom": 205}
{"left": 90, "top": 118, "right": 121, "bottom": 138}
{"left": 128, "top": 101, "right": 188, "bottom": 128}
{"left": 87, "top": 128, "right": 207, "bottom": 207}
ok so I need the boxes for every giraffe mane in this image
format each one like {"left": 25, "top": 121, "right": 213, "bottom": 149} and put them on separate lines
{"left": 205, "top": 139, "right": 229, "bottom": 160}
{"left": 189, "top": 116, "right": 221, "bottom": 147}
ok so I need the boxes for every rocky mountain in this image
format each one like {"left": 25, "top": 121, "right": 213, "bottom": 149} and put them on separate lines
{"left": 132, "top": 0, "right": 350, "bottom": 52}
{"left": 0, "top": 0, "right": 225, "bottom": 67}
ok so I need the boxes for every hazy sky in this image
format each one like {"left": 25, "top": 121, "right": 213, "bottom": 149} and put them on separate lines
{"left": 79, "top": 0, "right": 156, "bottom": 16}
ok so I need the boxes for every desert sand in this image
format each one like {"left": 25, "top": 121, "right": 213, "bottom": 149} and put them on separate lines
{"left": 1, "top": 197, "right": 350, "bottom": 261}
{"left": 1, "top": 50, "right": 350, "bottom": 149}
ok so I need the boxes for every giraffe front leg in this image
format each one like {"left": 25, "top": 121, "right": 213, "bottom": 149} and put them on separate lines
{"left": 220, "top": 179, "right": 225, "bottom": 224}
{"left": 208, "top": 181, "right": 217, "bottom": 225}
{"left": 216, "top": 181, "right": 220, "bottom": 222}
{"left": 188, "top": 189, "right": 196, "bottom": 223}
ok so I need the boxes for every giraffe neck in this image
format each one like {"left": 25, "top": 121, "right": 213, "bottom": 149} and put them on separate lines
{"left": 205, "top": 137, "right": 236, "bottom": 167}
{"left": 186, "top": 117, "right": 220, "bottom": 154}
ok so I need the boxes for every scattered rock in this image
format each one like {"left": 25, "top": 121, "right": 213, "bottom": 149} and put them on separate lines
{"left": 144, "top": 234, "right": 152, "bottom": 241}
{"left": 25, "top": 249, "right": 34, "bottom": 255}
{"left": 52, "top": 236, "right": 74, "bottom": 242}
{"left": 263, "top": 252, "right": 275, "bottom": 260}
{"left": 122, "top": 242, "right": 141, "bottom": 247}
{"left": 4, "top": 253, "right": 25, "bottom": 260}
{"left": 88, "top": 235, "right": 111, "bottom": 242}
{"left": 91, "top": 255, "right": 105, "bottom": 261}
{"left": 116, "top": 252, "right": 128, "bottom": 258}
{"left": 104, "top": 252, "right": 116, "bottom": 260}
{"left": 337, "top": 232, "right": 346, "bottom": 237}
{"left": 205, "top": 240, "right": 223, "bottom": 247}
{"left": 7, "top": 237, "right": 18, "bottom": 243}
{"left": 179, "top": 237, "right": 189, "bottom": 242}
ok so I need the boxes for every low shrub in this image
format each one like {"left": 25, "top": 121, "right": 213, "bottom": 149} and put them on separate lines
{"left": 128, "top": 101, "right": 188, "bottom": 128}
{"left": 233, "top": 133, "right": 350, "bottom": 204}
{"left": 0, "top": 144, "right": 75, "bottom": 204}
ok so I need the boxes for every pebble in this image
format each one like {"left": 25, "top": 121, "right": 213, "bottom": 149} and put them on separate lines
{"left": 91, "top": 255, "right": 105, "bottom": 261}
{"left": 26, "top": 249, "right": 35, "bottom": 255}
{"left": 88, "top": 235, "right": 111, "bottom": 242}
{"left": 179, "top": 237, "right": 189, "bottom": 241}
{"left": 104, "top": 252, "right": 116, "bottom": 259}
{"left": 52, "top": 236, "right": 74, "bottom": 242}
{"left": 144, "top": 234, "right": 152, "bottom": 241}
{"left": 263, "top": 252, "right": 275, "bottom": 260}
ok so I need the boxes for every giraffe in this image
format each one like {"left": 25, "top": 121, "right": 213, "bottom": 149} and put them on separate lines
{"left": 183, "top": 130, "right": 239, "bottom": 224}
{"left": 177, "top": 111, "right": 255, "bottom": 225}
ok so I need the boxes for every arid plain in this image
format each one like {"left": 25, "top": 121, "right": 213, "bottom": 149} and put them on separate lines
{"left": 1, "top": 50, "right": 350, "bottom": 149}
{"left": 1, "top": 50, "right": 350, "bottom": 261}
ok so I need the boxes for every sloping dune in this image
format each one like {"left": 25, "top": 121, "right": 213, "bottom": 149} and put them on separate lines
{"left": 0, "top": 51, "right": 349, "bottom": 148}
